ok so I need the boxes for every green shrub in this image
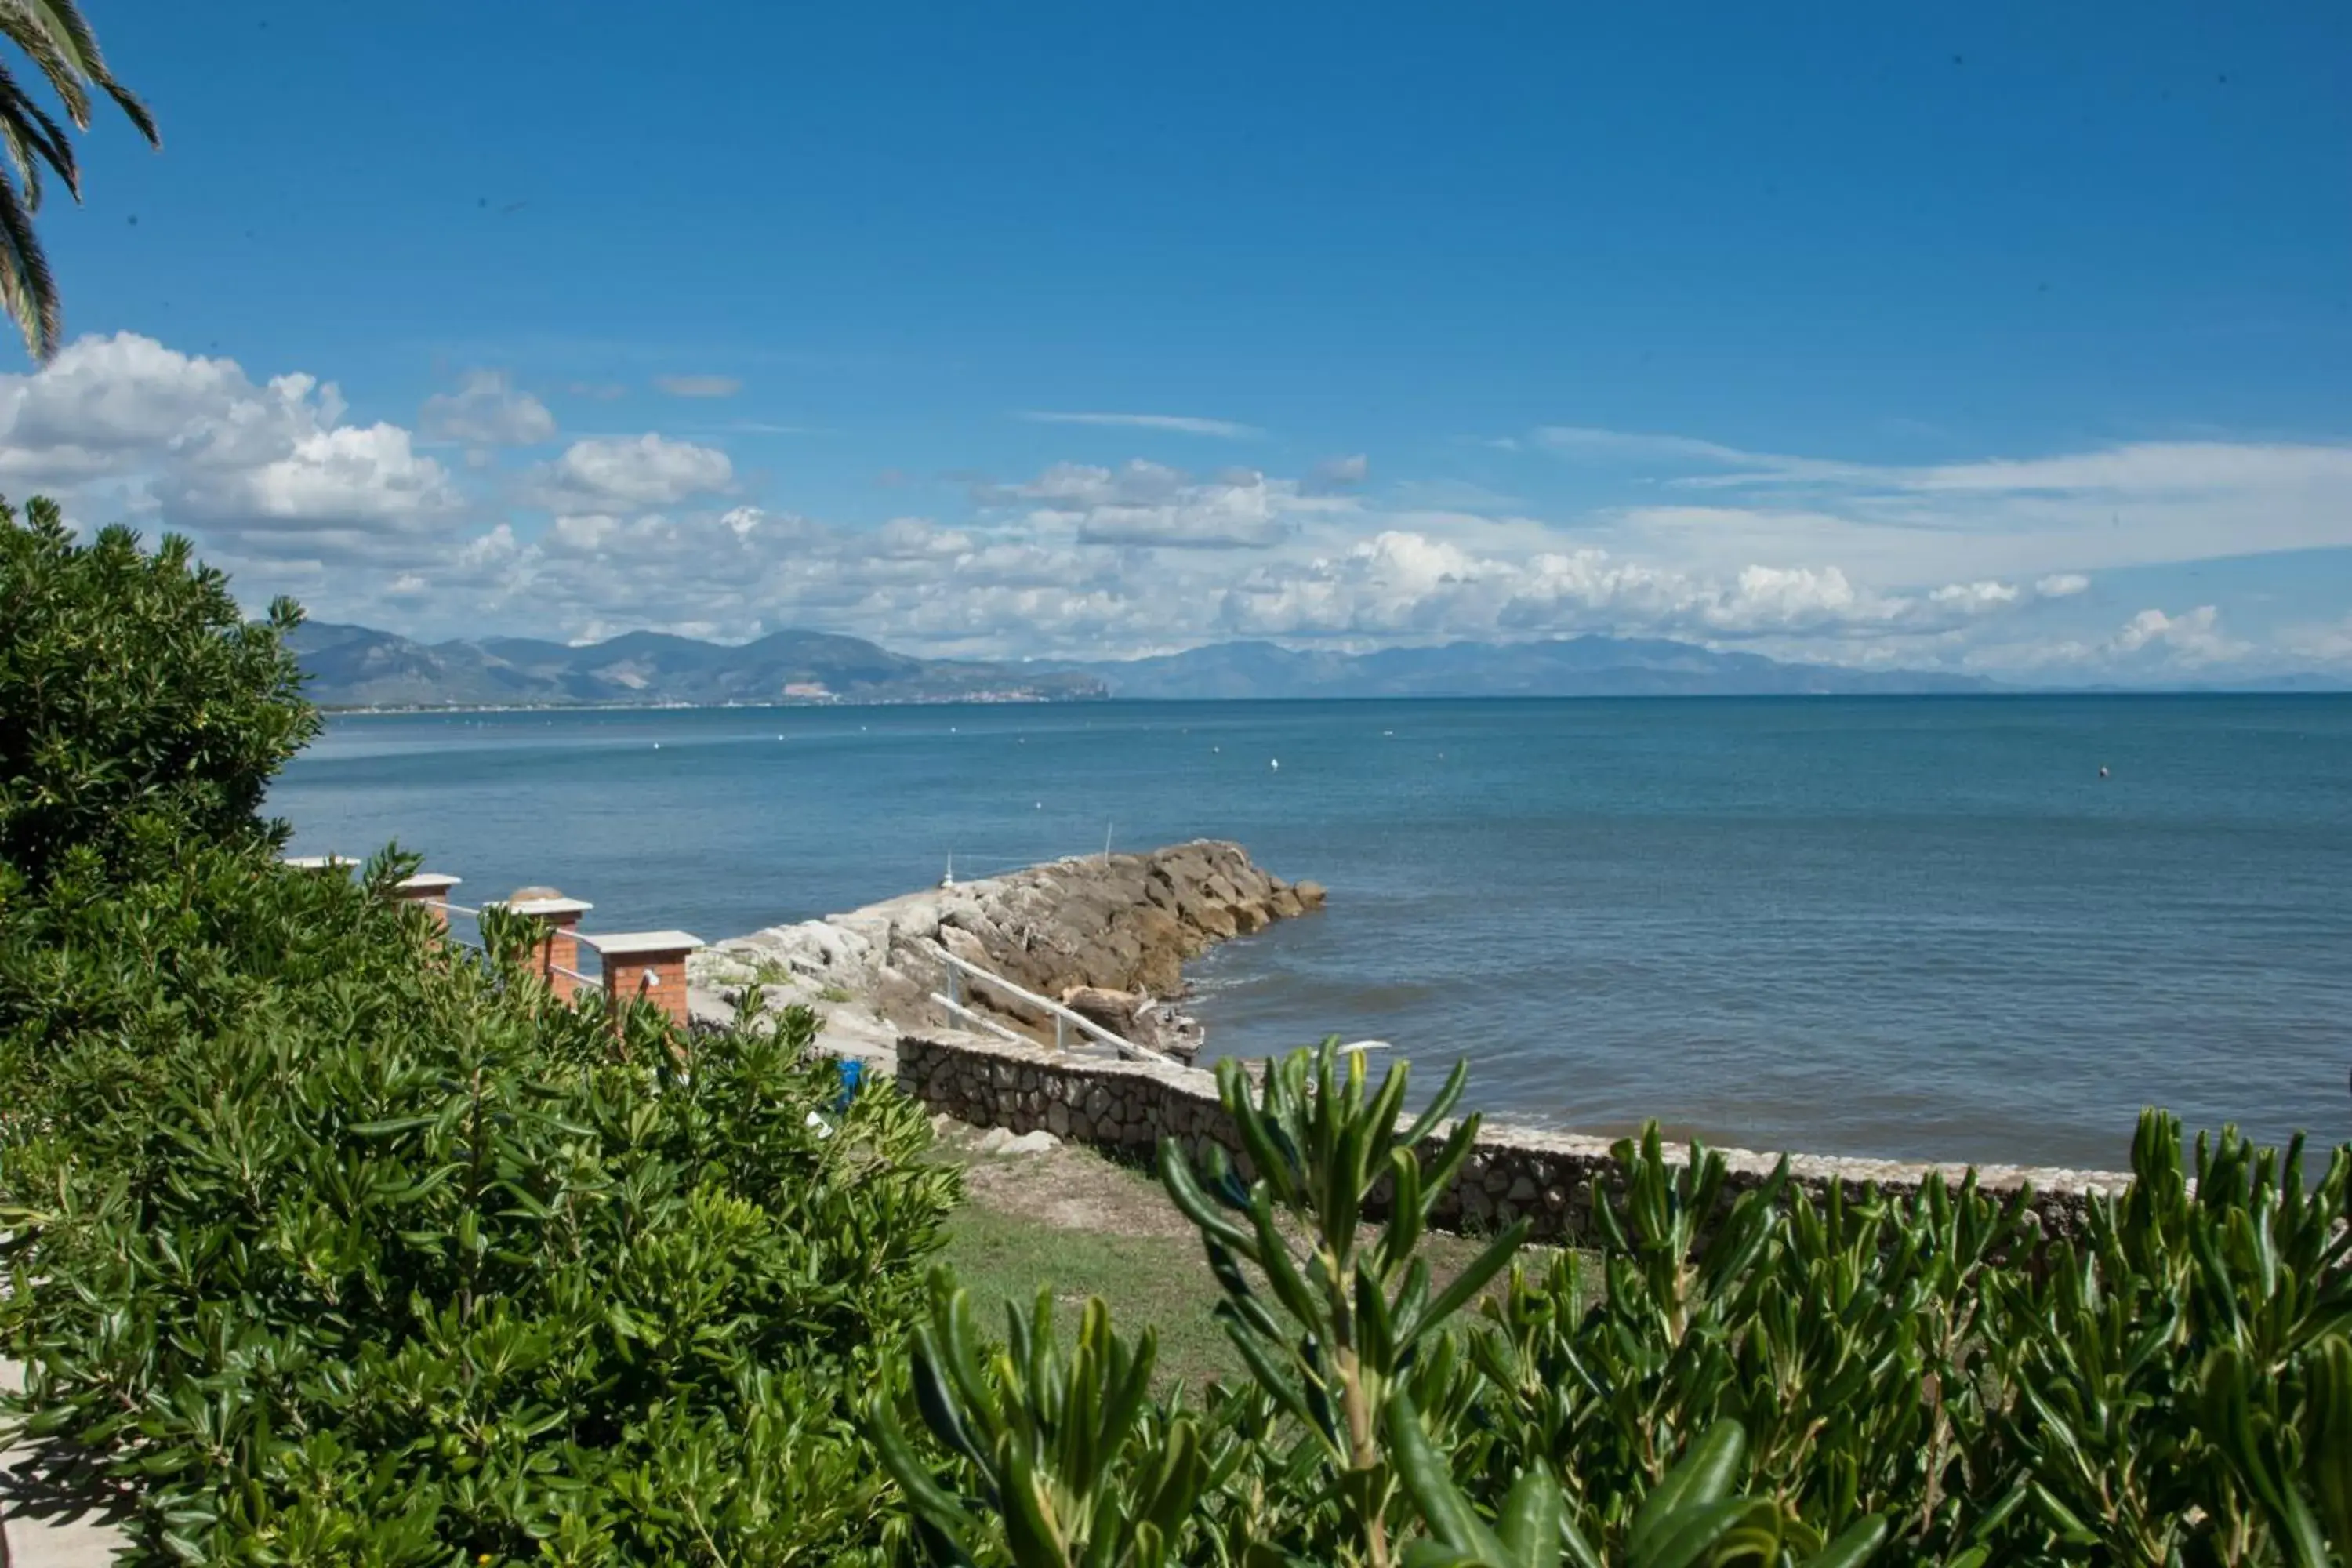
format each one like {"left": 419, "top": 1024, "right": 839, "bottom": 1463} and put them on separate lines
{"left": 877, "top": 1040, "right": 2352, "bottom": 1567}
{"left": 0, "top": 498, "right": 317, "bottom": 890}
{"left": 0, "top": 849, "right": 958, "bottom": 1564}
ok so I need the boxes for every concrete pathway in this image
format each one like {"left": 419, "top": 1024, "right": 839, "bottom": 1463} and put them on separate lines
{"left": 0, "top": 1359, "right": 129, "bottom": 1566}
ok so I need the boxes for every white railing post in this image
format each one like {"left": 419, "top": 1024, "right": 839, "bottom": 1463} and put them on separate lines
{"left": 934, "top": 951, "right": 1174, "bottom": 1065}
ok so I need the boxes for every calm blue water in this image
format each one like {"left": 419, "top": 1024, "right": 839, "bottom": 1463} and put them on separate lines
{"left": 274, "top": 698, "right": 2352, "bottom": 1170}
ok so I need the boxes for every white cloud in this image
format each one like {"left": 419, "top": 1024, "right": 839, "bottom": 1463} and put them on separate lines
{"left": 0, "top": 332, "right": 466, "bottom": 562}
{"left": 1016, "top": 411, "right": 1261, "bottom": 439}
{"left": 169, "top": 423, "right": 461, "bottom": 534}
{"left": 1536, "top": 426, "right": 1780, "bottom": 467}
{"left": 653, "top": 374, "right": 743, "bottom": 399}
{"left": 2106, "top": 605, "right": 2246, "bottom": 665}
{"left": 6, "top": 334, "right": 2344, "bottom": 681}
{"left": 978, "top": 459, "right": 1338, "bottom": 550}
{"left": 2279, "top": 615, "right": 2352, "bottom": 666}
{"left": 1928, "top": 580, "right": 2021, "bottom": 612}
{"left": 418, "top": 370, "right": 556, "bottom": 448}
{"left": 1539, "top": 426, "right": 2352, "bottom": 585}
{"left": 525, "top": 434, "right": 734, "bottom": 510}
{"left": 1209, "top": 530, "right": 2013, "bottom": 648}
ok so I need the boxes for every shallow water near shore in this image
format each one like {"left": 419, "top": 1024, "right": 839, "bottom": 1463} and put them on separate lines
{"left": 276, "top": 695, "right": 2352, "bottom": 1171}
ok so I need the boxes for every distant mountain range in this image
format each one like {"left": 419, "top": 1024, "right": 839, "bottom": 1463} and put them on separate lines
{"left": 291, "top": 622, "right": 2020, "bottom": 708}
{"left": 289, "top": 622, "right": 1108, "bottom": 708}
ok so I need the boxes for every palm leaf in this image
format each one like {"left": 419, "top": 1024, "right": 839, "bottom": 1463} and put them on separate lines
{"left": 0, "top": 0, "right": 154, "bottom": 357}
{"left": 0, "top": 147, "right": 59, "bottom": 357}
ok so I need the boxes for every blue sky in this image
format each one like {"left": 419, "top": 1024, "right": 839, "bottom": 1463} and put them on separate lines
{"left": 7, "top": 0, "right": 2350, "bottom": 678}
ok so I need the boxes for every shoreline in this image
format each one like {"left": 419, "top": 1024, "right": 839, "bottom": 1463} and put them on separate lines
{"left": 685, "top": 844, "right": 2136, "bottom": 1214}
{"left": 316, "top": 688, "right": 2352, "bottom": 718}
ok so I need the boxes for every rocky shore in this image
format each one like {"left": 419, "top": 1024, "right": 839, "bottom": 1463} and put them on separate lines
{"left": 688, "top": 840, "right": 1323, "bottom": 1064}
{"left": 691, "top": 841, "right": 2135, "bottom": 1246}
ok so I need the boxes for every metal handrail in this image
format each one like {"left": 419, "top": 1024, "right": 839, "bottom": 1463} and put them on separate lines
{"left": 928, "top": 993, "right": 1030, "bottom": 1047}
{"left": 936, "top": 951, "right": 1176, "bottom": 1065}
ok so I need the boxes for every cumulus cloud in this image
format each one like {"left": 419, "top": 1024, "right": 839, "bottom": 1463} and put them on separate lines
{"left": 418, "top": 370, "right": 556, "bottom": 448}
{"left": 653, "top": 374, "right": 742, "bottom": 398}
{"left": 2035, "top": 573, "right": 2091, "bottom": 597}
{"left": 2106, "top": 605, "right": 2246, "bottom": 665}
{"left": 524, "top": 434, "right": 734, "bottom": 510}
{"left": 1928, "top": 580, "right": 2021, "bottom": 612}
{"left": 0, "top": 332, "right": 466, "bottom": 562}
{"left": 1016, "top": 411, "right": 1261, "bottom": 439}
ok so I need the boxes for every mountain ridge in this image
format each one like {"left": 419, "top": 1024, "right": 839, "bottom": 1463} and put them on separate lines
{"left": 287, "top": 622, "right": 2031, "bottom": 707}
{"left": 288, "top": 622, "right": 1106, "bottom": 708}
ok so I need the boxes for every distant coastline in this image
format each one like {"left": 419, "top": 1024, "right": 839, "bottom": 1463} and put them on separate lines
{"left": 316, "top": 687, "right": 2352, "bottom": 717}
{"left": 293, "top": 619, "right": 2350, "bottom": 712}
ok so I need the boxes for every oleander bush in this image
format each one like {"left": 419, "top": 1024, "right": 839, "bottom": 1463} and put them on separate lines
{"left": 877, "top": 1043, "right": 2352, "bottom": 1567}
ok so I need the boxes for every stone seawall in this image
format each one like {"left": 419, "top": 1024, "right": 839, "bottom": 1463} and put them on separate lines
{"left": 895, "top": 1028, "right": 2128, "bottom": 1246}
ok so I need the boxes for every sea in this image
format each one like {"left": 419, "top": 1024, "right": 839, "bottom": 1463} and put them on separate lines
{"left": 274, "top": 696, "right": 2352, "bottom": 1172}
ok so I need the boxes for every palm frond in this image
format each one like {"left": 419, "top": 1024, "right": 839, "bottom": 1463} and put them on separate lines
{"left": 0, "top": 58, "right": 80, "bottom": 207}
{"left": 0, "top": 1, "right": 85, "bottom": 126}
{"left": 0, "top": 0, "right": 154, "bottom": 358}
{"left": 0, "top": 154, "right": 60, "bottom": 358}
{"left": 0, "top": 0, "right": 154, "bottom": 143}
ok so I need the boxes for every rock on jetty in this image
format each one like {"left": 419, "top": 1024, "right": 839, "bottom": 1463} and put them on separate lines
{"left": 689, "top": 840, "right": 1323, "bottom": 1062}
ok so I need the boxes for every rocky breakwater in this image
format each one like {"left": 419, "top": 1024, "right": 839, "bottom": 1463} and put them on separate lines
{"left": 688, "top": 840, "right": 1323, "bottom": 1063}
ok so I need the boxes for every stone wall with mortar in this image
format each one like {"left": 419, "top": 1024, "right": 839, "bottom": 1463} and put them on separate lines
{"left": 896, "top": 1028, "right": 2128, "bottom": 1246}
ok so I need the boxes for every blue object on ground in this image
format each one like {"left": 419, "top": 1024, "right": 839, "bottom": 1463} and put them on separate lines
{"left": 833, "top": 1058, "right": 864, "bottom": 1111}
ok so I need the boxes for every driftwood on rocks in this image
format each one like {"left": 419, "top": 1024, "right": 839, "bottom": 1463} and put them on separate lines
{"left": 690, "top": 840, "right": 1322, "bottom": 1061}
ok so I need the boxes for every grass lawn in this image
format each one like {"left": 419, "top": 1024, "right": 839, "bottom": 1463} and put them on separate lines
{"left": 936, "top": 1133, "right": 1585, "bottom": 1391}
{"left": 942, "top": 1197, "right": 1243, "bottom": 1389}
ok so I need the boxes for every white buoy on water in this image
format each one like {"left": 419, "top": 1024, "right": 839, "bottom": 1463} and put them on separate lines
{"left": 1270, "top": 758, "right": 1279, "bottom": 770}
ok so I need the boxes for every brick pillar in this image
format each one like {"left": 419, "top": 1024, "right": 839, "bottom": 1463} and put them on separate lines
{"left": 492, "top": 892, "right": 595, "bottom": 1000}
{"left": 581, "top": 931, "right": 706, "bottom": 1028}
{"left": 392, "top": 872, "right": 462, "bottom": 931}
